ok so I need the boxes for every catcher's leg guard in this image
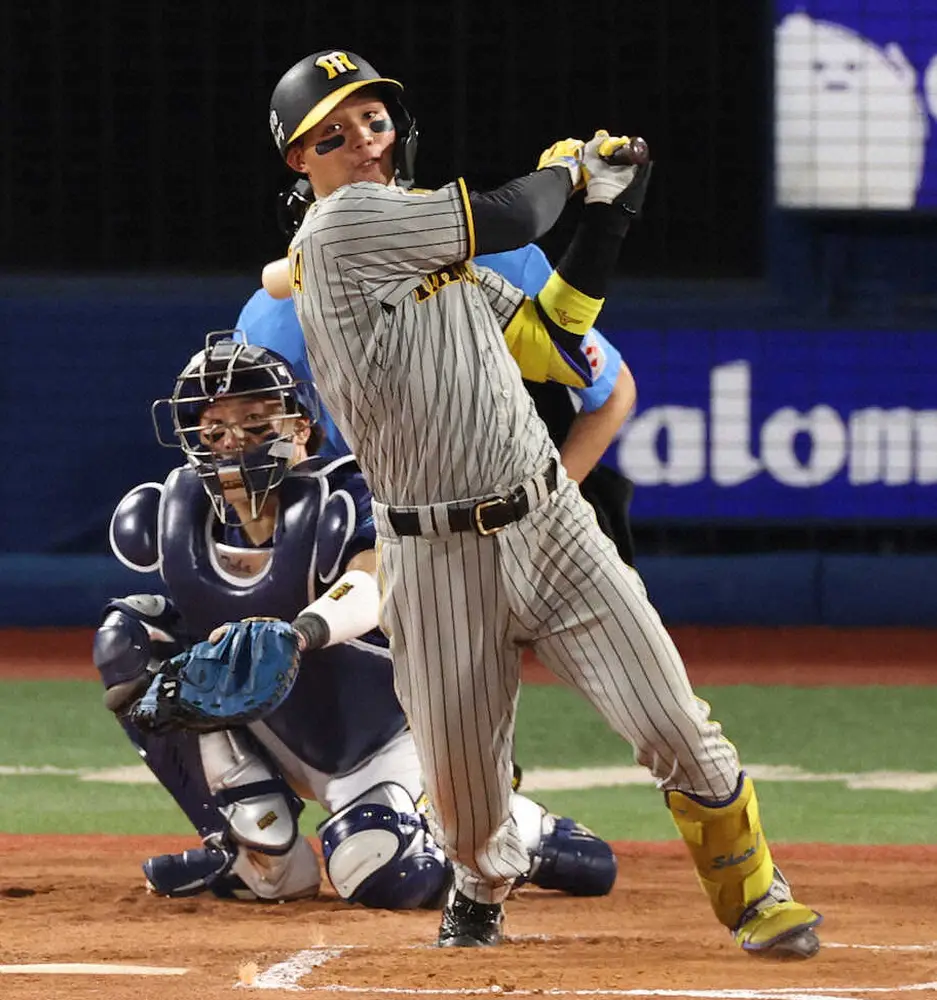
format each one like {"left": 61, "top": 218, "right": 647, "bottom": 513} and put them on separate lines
{"left": 510, "top": 794, "right": 617, "bottom": 896}
{"left": 142, "top": 729, "right": 321, "bottom": 902}
{"left": 198, "top": 729, "right": 321, "bottom": 901}
{"left": 667, "top": 773, "right": 822, "bottom": 958}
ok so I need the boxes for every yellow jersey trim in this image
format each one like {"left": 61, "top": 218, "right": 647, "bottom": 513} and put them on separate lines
{"left": 456, "top": 177, "right": 476, "bottom": 260}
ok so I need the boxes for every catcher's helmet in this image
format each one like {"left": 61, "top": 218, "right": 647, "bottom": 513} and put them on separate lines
{"left": 269, "top": 49, "right": 417, "bottom": 188}
{"left": 152, "top": 335, "right": 320, "bottom": 525}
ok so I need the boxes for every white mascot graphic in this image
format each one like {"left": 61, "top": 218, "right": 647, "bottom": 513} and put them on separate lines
{"left": 775, "top": 12, "right": 928, "bottom": 208}
{"left": 925, "top": 52, "right": 937, "bottom": 129}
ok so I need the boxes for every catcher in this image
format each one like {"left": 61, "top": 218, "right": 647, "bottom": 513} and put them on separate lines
{"left": 93, "top": 335, "right": 617, "bottom": 906}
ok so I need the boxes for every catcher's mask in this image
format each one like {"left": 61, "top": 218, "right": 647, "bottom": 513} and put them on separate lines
{"left": 269, "top": 48, "right": 418, "bottom": 191}
{"left": 152, "top": 335, "right": 320, "bottom": 526}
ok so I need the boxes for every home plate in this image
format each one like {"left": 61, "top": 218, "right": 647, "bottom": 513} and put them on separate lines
{"left": 0, "top": 963, "right": 189, "bottom": 975}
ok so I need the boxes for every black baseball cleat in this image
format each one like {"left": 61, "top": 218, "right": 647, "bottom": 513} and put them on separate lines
{"left": 437, "top": 889, "right": 504, "bottom": 947}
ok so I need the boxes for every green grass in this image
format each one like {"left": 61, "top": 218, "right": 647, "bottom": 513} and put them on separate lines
{"left": 2, "top": 679, "right": 937, "bottom": 840}
{"left": 528, "top": 783, "right": 937, "bottom": 843}
{"left": 2, "top": 681, "right": 137, "bottom": 768}
{"left": 514, "top": 683, "right": 937, "bottom": 772}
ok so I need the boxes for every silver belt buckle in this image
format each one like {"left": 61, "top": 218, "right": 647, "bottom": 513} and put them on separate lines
{"left": 473, "top": 497, "right": 509, "bottom": 536}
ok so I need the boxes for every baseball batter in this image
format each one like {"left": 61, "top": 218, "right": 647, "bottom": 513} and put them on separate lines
{"left": 268, "top": 48, "right": 822, "bottom": 955}
{"left": 239, "top": 234, "right": 638, "bottom": 560}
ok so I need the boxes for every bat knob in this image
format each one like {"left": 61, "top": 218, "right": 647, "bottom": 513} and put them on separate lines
{"left": 602, "top": 136, "right": 649, "bottom": 166}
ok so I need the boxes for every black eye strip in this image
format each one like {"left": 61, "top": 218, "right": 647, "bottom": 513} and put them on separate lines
{"left": 370, "top": 117, "right": 393, "bottom": 133}
{"left": 315, "top": 134, "right": 345, "bottom": 155}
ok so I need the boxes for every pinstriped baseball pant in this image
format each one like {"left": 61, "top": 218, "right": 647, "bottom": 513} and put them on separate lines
{"left": 376, "top": 474, "right": 741, "bottom": 905}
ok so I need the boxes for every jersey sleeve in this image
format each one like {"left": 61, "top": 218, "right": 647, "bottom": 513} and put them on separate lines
{"left": 303, "top": 181, "right": 473, "bottom": 285}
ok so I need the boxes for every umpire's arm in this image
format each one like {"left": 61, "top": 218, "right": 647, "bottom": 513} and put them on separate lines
{"left": 561, "top": 362, "right": 636, "bottom": 483}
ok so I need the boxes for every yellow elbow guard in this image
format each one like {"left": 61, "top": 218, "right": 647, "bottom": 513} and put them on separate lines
{"left": 537, "top": 271, "right": 603, "bottom": 336}
{"left": 667, "top": 774, "right": 775, "bottom": 930}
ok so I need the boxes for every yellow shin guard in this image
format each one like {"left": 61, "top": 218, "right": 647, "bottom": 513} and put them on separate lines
{"left": 667, "top": 774, "right": 821, "bottom": 955}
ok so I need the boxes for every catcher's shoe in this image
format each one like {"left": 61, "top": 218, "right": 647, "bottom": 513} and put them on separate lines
{"left": 733, "top": 869, "right": 822, "bottom": 959}
{"left": 144, "top": 843, "right": 241, "bottom": 898}
{"left": 437, "top": 889, "right": 504, "bottom": 947}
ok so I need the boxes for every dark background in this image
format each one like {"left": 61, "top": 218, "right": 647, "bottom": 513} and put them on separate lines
{"left": 2, "top": 0, "right": 767, "bottom": 278}
{"left": 2, "top": 0, "right": 936, "bottom": 626}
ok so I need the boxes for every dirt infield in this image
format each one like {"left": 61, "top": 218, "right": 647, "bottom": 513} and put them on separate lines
{"left": 2, "top": 837, "right": 935, "bottom": 999}
{"left": 3, "top": 625, "right": 937, "bottom": 684}
{"left": 2, "top": 627, "right": 935, "bottom": 997}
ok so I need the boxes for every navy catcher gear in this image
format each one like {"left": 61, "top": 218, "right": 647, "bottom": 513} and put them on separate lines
{"left": 315, "top": 484, "right": 375, "bottom": 584}
{"left": 144, "top": 729, "right": 320, "bottom": 902}
{"left": 93, "top": 595, "right": 186, "bottom": 709}
{"left": 269, "top": 49, "right": 417, "bottom": 188}
{"left": 151, "top": 336, "right": 320, "bottom": 526}
{"left": 108, "top": 484, "right": 163, "bottom": 572}
{"left": 144, "top": 841, "right": 241, "bottom": 899}
{"left": 318, "top": 783, "right": 449, "bottom": 909}
{"left": 131, "top": 620, "right": 301, "bottom": 733}
{"left": 529, "top": 816, "right": 617, "bottom": 897}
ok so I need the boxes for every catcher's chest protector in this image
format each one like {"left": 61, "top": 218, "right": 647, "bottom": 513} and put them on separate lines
{"left": 159, "top": 465, "right": 324, "bottom": 638}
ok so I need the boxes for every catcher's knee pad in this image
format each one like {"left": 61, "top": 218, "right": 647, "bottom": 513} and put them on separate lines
{"left": 667, "top": 772, "right": 781, "bottom": 931}
{"left": 511, "top": 794, "right": 617, "bottom": 896}
{"left": 319, "top": 782, "right": 449, "bottom": 910}
{"left": 199, "top": 729, "right": 303, "bottom": 855}
{"left": 93, "top": 596, "right": 184, "bottom": 712}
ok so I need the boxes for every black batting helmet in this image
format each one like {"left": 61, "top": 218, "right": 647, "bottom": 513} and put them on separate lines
{"left": 269, "top": 49, "right": 418, "bottom": 187}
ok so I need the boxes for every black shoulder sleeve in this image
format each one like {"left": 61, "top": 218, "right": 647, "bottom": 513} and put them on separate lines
{"left": 468, "top": 167, "right": 572, "bottom": 256}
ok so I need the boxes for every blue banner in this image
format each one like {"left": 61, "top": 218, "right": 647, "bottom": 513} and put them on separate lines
{"left": 608, "top": 328, "right": 937, "bottom": 522}
{"left": 774, "top": 0, "right": 937, "bottom": 209}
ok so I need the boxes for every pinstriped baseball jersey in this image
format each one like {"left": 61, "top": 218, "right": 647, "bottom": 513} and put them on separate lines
{"left": 289, "top": 174, "right": 742, "bottom": 909}
{"left": 290, "top": 180, "right": 557, "bottom": 506}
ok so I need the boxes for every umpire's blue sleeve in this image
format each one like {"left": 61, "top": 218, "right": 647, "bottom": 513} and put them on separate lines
{"left": 235, "top": 289, "right": 314, "bottom": 381}
{"left": 234, "top": 288, "right": 352, "bottom": 459}
{"left": 476, "top": 245, "right": 623, "bottom": 413}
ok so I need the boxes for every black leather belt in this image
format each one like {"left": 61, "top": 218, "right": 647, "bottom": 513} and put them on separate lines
{"left": 387, "top": 460, "right": 558, "bottom": 537}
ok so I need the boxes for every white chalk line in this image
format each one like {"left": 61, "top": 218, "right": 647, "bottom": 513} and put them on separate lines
{"left": 244, "top": 941, "right": 937, "bottom": 993}
{"left": 0, "top": 963, "right": 188, "bottom": 976}
{"left": 247, "top": 984, "right": 937, "bottom": 999}
{"left": 244, "top": 948, "right": 350, "bottom": 990}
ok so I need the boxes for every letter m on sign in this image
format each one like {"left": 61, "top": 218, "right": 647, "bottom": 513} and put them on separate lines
{"left": 315, "top": 52, "right": 359, "bottom": 80}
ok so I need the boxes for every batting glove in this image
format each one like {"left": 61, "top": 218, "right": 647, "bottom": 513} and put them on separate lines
{"left": 537, "top": 138, "right": 586, "bottom": 191}
{"left": 583, "top": 130, "right": 653, "bottom": 215}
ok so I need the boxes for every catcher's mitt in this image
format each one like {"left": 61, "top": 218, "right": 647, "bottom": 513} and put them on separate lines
{"left": 130, "top": 619, "right": 301, "bottom": 733}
